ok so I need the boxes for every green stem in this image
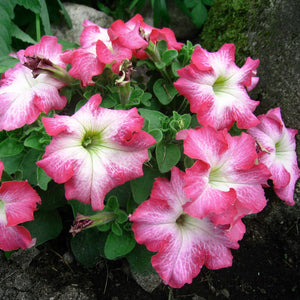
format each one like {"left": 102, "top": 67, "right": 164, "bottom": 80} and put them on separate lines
{"left": 36, "top": 14, "right": 41, "bottom": 41}
{"left": 119, "top": 83, "right": 131, "bottom": 108}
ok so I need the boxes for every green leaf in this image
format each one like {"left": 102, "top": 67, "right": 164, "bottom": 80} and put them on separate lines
{"left": 17, "top": 0, "right": 41, "bottom": 13}
{"left": 130, "top": 166, "right": 161, "bottom": 204}
{"left": 19, "top": 149, "right": 42, "bottom": 185}
{"left": 162, "top": 49, "right": 178, "bottom": 66}
{"left": 57, "top": 0, "right": 72, "bottom": 28}
{"left": 0, "top": 32, "right": 11, "bottom": 57}
{"left": 10, "top": 23, "right": 36, "bottom": 44}
{"left": 138, "top": 108, "right": 167, "bottom": 131}
{"left": 184, "top": 155, "right": 195, "bottom": 169}
{"left": 154, "top": 61, "right": 166, "bottom": 70}
{"left": 0, "top": 55, "right": 18, "bottom": 73}
{"left": 184, "top": 0, "right": 198, "bottom": 8}
{"left": 171, "top": 60, "right": 181, "bottom": 77}
{"left": 24, "top": 133, "right": 45, "bottom": 150}
{"left": 0, "top": 137, "right": 24, "bottom": 157}
{"left": 37, "top": 182, "right": 66, "bottom": 210}
{"left": 106, "top": 182, "right": 131, "bottom": 209}
{"left": 75, "top": 99, "right": 88, "bottom": 112}
{"left": 0, "top": 153, "right": 24, "bottom": 174}
{"left": 148, "top": 128, "right": 163, "bottom": 144}
{"left": 23, "top": 209, "right": 63, "bottom": 246}
{"left": 57, "top": 39, "right": 79, "bottom": 51}
{"left": 229, "top": 122, "right": 246, "bottom": 136}
{"left": 0, "top": 1, "right": 16, "bottom": 18}
{"left": 104, "top": 231, "right": 136, "bottom": 259}
{"left": 126, "top": 244, "right": 155, "bottom": 274}
{"left": 69, "top": 199, "right": 95, "bottom": 217}
{"left": 116, "top": 210, "right": 128, "bottom": 224}
{"left": 38, "top": 0, "right": 52, "bottom": 35}
{"left": 101, "top": 92, "right": 119, "bottom": 108}
{"left": 156, "top": 143, "right": 181, "bottom": 173}
{"left": 111, "top": 222, "right": 122, "bottom": 236}
{"left": 140, "top": 92, "right": 152, "bottom": 107}
{"left": 107, "top": 195, "right": 119, "bottom": 211}
{"left": 153, "top": 78, "right": 178, "bottom": 105}
{"left": 202, "top": 0, "right": 214, "bottom": 6}
{"left": 71, "top": 229, "right": 108, "bottom": 267}
{"left": 37, "top": 166, "right": 51, "bottom": 190}
{"left": 191, "top": 2, "right": 207, "bottom": 28}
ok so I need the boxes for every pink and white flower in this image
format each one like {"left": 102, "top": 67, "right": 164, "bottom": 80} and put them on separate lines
{"left": 0, "top": 63, "right": 67, "bottom": 131}
{"left": 177, "top": 126, "right": 271, "bottom": 225}
{"left": 0, "top": 36, "right": 68, "bottom": 131}
{"left": 0, "top": 161, "right": 41, "bottom": 251}
{"left": 62, "top": 19, "right": 133, "bottom": 85}
{"left": 130, "top": 167, "right": 239, "bottom": 288}
{"left": 248, "top": 107, "right": 300, "bottom": 205}
{"left": 37, "top": 94, "right": 156, "bottom": 211}
{"left": 17, "top": 35, "right": 66, "bottom": 68}
{"left": 109, "top": 14, "right": 148, "bottom": 50}
{"left": 174, "top": 44, "right": 260, "bottom": 130}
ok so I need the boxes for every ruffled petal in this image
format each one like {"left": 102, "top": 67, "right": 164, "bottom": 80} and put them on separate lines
{"left": 0, "top": 181, "right": 41, "bottom": 226}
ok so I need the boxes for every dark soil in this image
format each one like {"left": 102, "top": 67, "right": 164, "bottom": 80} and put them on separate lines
{"left": 1, "top": 190, "right": 299, "bottom": 300}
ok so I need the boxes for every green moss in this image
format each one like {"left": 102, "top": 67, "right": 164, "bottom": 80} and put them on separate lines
{"left": 199, "top": 0, "right": 253, "bottom": 66}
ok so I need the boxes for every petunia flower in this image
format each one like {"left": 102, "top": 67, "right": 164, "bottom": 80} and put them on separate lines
{"left": 130, "top": 167, "right": 239, "bottom": 288}
{"left": 174, "top": 44, "right": 260, "bottom": 130}
{"left": 176, "top": 126, "right": 271, "bottom": 225}
{"left": 37, "top": 94, "right": 156, "bottom": 211}
{"left": 0, "top": 36, "right": 68, "bottom": 131}
{"left": 248, "top": 107, "right": 300, "bottom": 205}
{"left": 134, "top": 21, "right": 183, "bottom": 59}
{"left": 109, "top": 14, "right": 149, "bottom": 50}
{"left": 0, "top": 160, "right": 41, "bottom": 251}
{"left": 61, "top": 19, "right": 133, "bottom": 85}
{"left": 0, "top": 63, "right": 67, "bottom": 131}
{"left": 17, "top": 35, "right": 66, "bottom": 68}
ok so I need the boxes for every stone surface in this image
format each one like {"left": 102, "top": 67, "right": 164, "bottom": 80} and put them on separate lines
{"left": 131, "top": 270, "right": 162, "bottom": 293}
{"left": 52, "top": 2, "right": 114, "bottom": 45}
{"left": 247, "top": 0, "right": 300, "bottom": 203}
{"left": 247, "top": 0, "right": 300, "bottom": 154}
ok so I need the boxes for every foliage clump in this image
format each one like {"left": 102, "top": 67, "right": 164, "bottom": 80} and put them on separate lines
{"left": 200, "top": 0, "right": 252, "bottom": 66}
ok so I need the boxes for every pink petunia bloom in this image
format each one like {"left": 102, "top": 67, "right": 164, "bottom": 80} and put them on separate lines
{"left": 37, "top": 94, "right": 156, "bottom": 211}
{"left": 61, "top": 19, "right": 133, "bottom": 85}
{"left": 130, "top": 167, "right": 239, "bottom": 288}
{"left": 61, "top": 20, "right": 107, "bottom": 86}
{"left": 0, "top": 36, "right": 68, "bottom": 131}
{"left": 174, "top": 44, "right": 260, "bottom": 130}
{"left": 134, "top": 22, "right": 183, "bottom": 59}
{"left": 17, "top": 35, "right": 66, "bottom": 68}
{"left": 248, "top": 107, "right": 300, "bottom": 205}
{"left": 0, "top": 161, "right": 41, "bottom": 251}
{"left": 109, "top": 14, "right": 149, "bottom": 50}
{"left": 0, "top": 63, "right": 67, "bottom": 131}
{"left": 176, "top": 126, "right": 271, "bottom": 225}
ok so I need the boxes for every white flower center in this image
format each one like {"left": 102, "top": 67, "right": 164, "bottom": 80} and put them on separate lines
{"left": 208, "top": 166, "right": 230, "bottom": 192}
{"left": 0, "top": 199, "right": 7, "bottom": 225}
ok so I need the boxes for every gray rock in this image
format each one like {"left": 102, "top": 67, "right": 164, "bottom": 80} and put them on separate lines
{"left": 131, "top": 270, "right": 162, "bottom": 293}
{"left": 248, "top": 0, "right": 300, "bottom": 154}
{"left": 247, "top": 0, "right": 300, "bottom": 203}
{"left": 52, "top": 2, "right": 114, "bottom": 45}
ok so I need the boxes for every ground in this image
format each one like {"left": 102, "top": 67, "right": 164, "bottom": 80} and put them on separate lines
{"left": 1, "top": 190, "right": 299, "bottom": 299}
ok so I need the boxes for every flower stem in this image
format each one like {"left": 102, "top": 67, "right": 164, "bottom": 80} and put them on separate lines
{"left": 35, "top": 14, "right": 41, "bottom": 42}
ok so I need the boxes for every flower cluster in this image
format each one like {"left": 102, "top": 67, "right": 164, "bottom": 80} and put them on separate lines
{"left": 0, "top": 13, "right": 299, "bottom": 289}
